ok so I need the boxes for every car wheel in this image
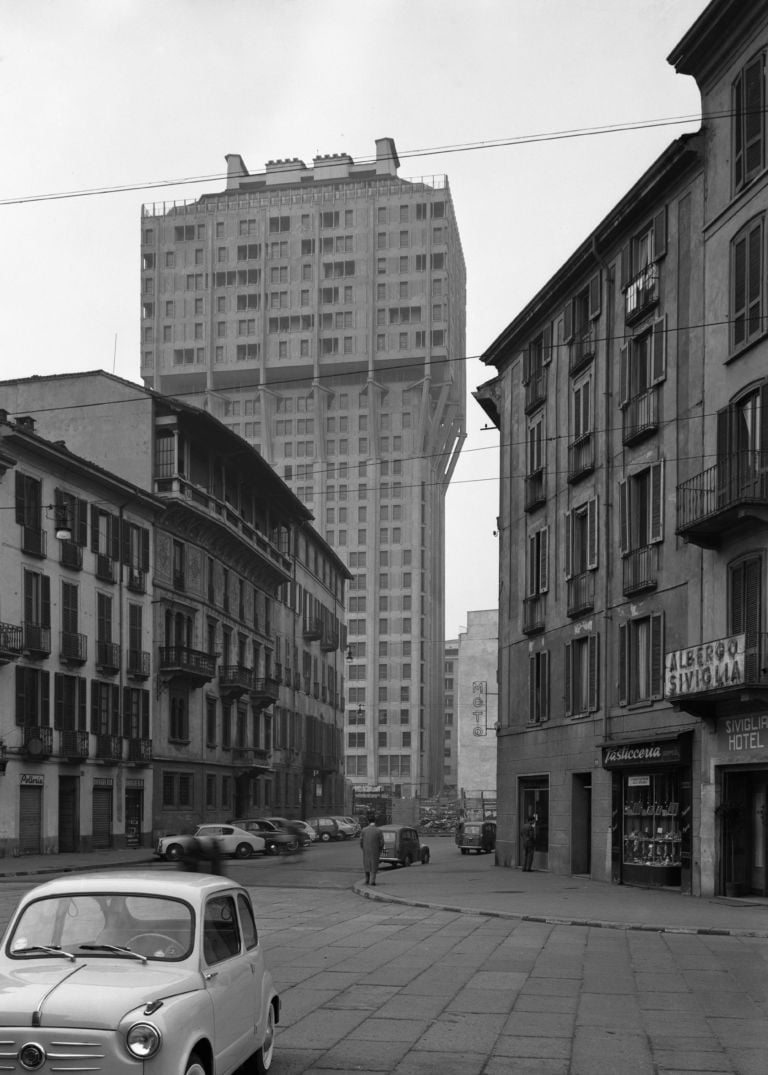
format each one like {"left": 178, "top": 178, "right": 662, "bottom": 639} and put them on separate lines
{"left": 185, "top": 1052, "right": 206, "bottom": 1075}
{"left": 421, "top": 848, "right": 430, "bottom": 864}
{"left": 235, "top": 842, "right": 252, "bottom": 859}
{"left": 321, "top": 832, "right": 331, "bottom": 842}
{"left": 403, "top": 854, "right": 413, "bottom": 867}
{"left": 165, "top": 843, "right": 184, "bottom": 862}
{"left": 253, "top": 1000, "right": 276, "bottom": 1073}
{"left": 286, "top": 839, "right": 299, "bottom": 852}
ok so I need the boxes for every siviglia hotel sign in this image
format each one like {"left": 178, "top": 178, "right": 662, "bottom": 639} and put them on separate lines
{"left": 664, "top": 634, "right": 744, "bottom": 698}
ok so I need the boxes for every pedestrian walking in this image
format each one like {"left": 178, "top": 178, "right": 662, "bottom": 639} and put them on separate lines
{"left": 360, "top": 815, "right": 384, "bottom": 885}
{"left": 521, "top": 816, "right": 536, "bottom": 872}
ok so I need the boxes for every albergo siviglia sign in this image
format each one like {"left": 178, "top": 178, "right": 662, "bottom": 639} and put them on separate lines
{"left": 664, "top": 634, "right": 744, "bottom": 698}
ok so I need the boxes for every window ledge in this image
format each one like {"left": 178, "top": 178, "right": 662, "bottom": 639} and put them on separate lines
{"left": 725, "top": 328, "right": 768, "bottom": 365}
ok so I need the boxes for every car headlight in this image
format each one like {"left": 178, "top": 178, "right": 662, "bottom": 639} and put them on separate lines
{"left": 125, "top": 1022, "right": 162, "bottom": 1059}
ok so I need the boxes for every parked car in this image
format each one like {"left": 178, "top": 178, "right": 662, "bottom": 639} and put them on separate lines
{"left": 379, "top": 824, "right": 431, "bottom": 867}
{"left": 330, "top": 816, "right": 358, "bottom": 839}
{"left": 291, "top": 820, "right": 319, "bottom": 842}
{"left": 155, "top": 823, "right": 266, "bottom": 862}
{"left": 306, "top": 816, "right": 341, "bottom": 841}
{"left": 456, "top": 819, "right": 497, "bottom": 854}
{"left": 0, "top": 871, "right": 279, "bottom": 1073}
{"left": 266, "top": 817, "right": 313, "bottom": 847}
{"left": 231, "top": 818, "right": 300, "bottom": 854}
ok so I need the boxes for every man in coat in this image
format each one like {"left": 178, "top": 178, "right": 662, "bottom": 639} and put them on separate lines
{"left": 360, "top": 815, "right": 384, "bottom": 885}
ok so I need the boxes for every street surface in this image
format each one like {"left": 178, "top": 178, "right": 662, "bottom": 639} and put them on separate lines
{"left": 0, "top": 839, "right": 767, "bottom": 1073}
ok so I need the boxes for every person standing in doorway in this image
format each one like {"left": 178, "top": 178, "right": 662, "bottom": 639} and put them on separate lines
{"left": 521, "top": 816, "right": 536, "bottom": 872}
{"left": 360, "top": 815, "right": 384, "bottom": 885}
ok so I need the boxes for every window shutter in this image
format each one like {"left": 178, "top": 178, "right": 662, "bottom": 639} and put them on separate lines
{"left": 649, "top": 461, "right": 664, "bottom": 544}
{"left": 540, "top": 650, "right": 549, "bottom": 722}
{"left": 564, "top": 512, "right": 572, "bottom": 579}
{"left": 744, "top": 53, "right": 765, "bottom": 183}
{"left": 618, "top": 479, "right": 629, "bottom": 555}
{"left": 716, "top": 405, "right": 732, "bottom": 502}
{"left": 588, "top": 272, "right": 601, "bottom": 320}
{"left": 587, "top": 497, "right": 598, "bottom": 569}
{"left": 40, "top": 672, "right": 50, "bottom": 727}
{"left": 90, "top": 681, "right": 98, "bottom": 734}
{"left": 588, "top": 633, "right": 599, "bottom": 712}
{"left": 41, "top": 575, "right": 51, "bottom": 628}
{"left": 539, "top": 527, "right": 549, "bottom": 593}
{"left": 123, "top": 687, "right": 132, "bottom": 738}
{"left": 110, "top": 513, "right": 120, "bottom": 562}
{"left": 564, "top": 642, "right": 572, "bottom": 717}
{"left": 142, "top": 690, "right": 150, "bottom": 739}
{"left": 141, "top": 528, "right": 150, "bottom": 571}
{"left": 121, "top": 519, "right": 131, "bottom": 565}
{"left": 563, "top": 300, "right": 574, "bottom": 342}
{"left": 111, "top": 684, "right": 120, "bottom": 736}
{"left": 652, "top": 206, "right": 667, "bottom": 260}
{"left": 542, "top": 322, "right": 552, "bottom": 365}
{"left": 747, "top": 220, "right": 762, "bottom": 340}
{"left": 15, "top": 472, "right": 27, "bottom": 525}
{"left": 650, "top": 612, "right": 664, "bottom": 700}
{"left": 529, "top": 655, "right": 537, "bottom": 722}
{"left": 54, "top": 674, "right": 63, "bottom": 731}
{"left": 732, "top": 230, "right": 747, "bottom": 348}
{"left": 618, "top": 623, "right": 628, "bottom": 706}
{"left": 527, "top": 534, "right": 537, "bottom": 597}
{"left": 15, "top": 666, "right": 26, "bottom": 726}
{"left": 78, "top": 677, "right": 86, "bottom": 731}
{"left": 522, "top": 348, "right": 531, "bottom": 385}
{"left": 620, "top": 242, "right": 632, "bottom": 290}
{"left": 651, "top": 316, "right": 666, "bottom": 385}
{"left": 90, "top": 505, "right": 100, "bottom": 553}
{"left": 76, "top": 498, "right": 88, "bottom": 547}
{"left": 619, "top": 343, "right": 629, "bottom": 407}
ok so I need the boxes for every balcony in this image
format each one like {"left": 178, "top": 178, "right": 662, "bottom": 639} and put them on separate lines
{"left": 303, "top": 617, "right": 322, "bottom": 641}
{"left": 23, "top": 623, "right": 51, "bottom": 658}
{"left": 567, "top": 433, "right": 595, "bottom": 483}
{"left": 60, "top": 630, "right": 87, "bottom": 665}
{"left": 96, "top": 640, "right": 121, "bottom": 675}
{"left": 0, "top": 622, "right": 23, "bottom": 664}
{"left": 233, "top": 746, "right": 272, "bottom": 771}
{"left": 21, "top": 526, "right": 46, "bottom": 559}
{"left": 219, "top": 664, "right": 253, "bottom": 698}
{"left": 127, "top": 738, "right": 152, "bottom": 765}
{"left": 159, "top": 645, "right": 216, "bottom": 686}
{"left": 61, "top": 729, "right": 89, "bottom": 760}
{"left": 622, "top": 545, "right": 658, "bottom": 596}
{"left": 96, "top": 734, "right": 123, "bottom": 762}
{"left": 96, "top": 554, "right": 115, "bottom": 583}
{"left": 24, "top": 725, "right": 53, "bottom": 758}
{"left": 320, "top": 629, "right": 340, "bottom": 653}
{"left": 524, "top": 369, "right": 547, "bottom": 414}
{"left": 59, "top": 541, "right": 83, "bottom": 571}
{"left": 126, "top": 567, "right": 146, "bottom": 593}
{"left": 524, "top": 467, "right": 546, "bottom": 512}
{"left": 522, "top": 595, "right": 545, "bottom": 635}
{"left": 569, "top": 330, "right": 595, "bottom": 376}
{"left": 251, "top": 676, "right": 280, "bottom": 708}
{"left": 622, "top": 386, "right": 660, "bottom": 445}
{"left": 665, "top": 632, "right": 768, "bottom": 720}
{"left": 566, "top": 572, "right": 595, "bottom": 617}
{"left": 127, "top": 649, "right": 151, "bottom": 679}
{"left": 625, "top": 263, "right": 659, "bottom": 325}
{"left": 676, "top": 451, "right": 768, "bottom": 548}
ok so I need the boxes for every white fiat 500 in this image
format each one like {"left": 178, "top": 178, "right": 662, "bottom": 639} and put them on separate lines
{"left": 0, "top": 871, "right": 279, "bottom": 1073}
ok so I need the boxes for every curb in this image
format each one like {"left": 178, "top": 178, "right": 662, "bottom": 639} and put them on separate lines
{"left": 353, "top": 883, "right": 768, "bottom": 939}
{"left": 0, "top": 859, "right": 157, "bottom": 881}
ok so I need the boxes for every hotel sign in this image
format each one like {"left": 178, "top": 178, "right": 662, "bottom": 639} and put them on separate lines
{"left": 471, "top": 681, "right": 487, "bottom": 736}
{"left": 664, "top": 634, "right": 744, "bottom": 698}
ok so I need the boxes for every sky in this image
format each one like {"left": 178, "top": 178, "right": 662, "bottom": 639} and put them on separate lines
{"left": 0, "top": 0, "right": 709, "bottom": 639}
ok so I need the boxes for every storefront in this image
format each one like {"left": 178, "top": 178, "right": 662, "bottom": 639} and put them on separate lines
{"left": 713, "top": 714, "right": 768, "bottom": 897}
{"left": 603, "top": 734, "right": 692, "bottom": 892}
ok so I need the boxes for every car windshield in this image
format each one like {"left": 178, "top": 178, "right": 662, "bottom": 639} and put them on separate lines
{"left": 463, "top": 823, "right": 482, "bottom": 835}
{"left": 8, "top": 893, "right": 195, "bottom": 961}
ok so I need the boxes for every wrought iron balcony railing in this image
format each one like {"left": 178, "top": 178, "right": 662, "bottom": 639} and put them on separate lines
{"left": 522, "top": 595, "right": 545, "bottom": 635}
{"left": 60, "top": 630, "right": 87, "bottom": 664}
{"left": 96, "top": 734, "right": 123, "bottom": 762}
{"left": 625, "top": 263, "right": 659, "bottom": 325}
{"left": 567, "top": 433, "right": 594, "bottom": 483}
{"left": 566, "top": 572, "right": 595, "bottom": 617}
{"left": 622, "top": 545, "right": 659, "bottom": 596}
{"left": 127, "top": 649, "right": 151, "bottom": 678}
{"left": 0, "top": 622, "right": 23, "bottom": 663}
{"left": 61, "top": 729, "right": 89, "bottom": 760}
{"left": 524, "top": 467, "right": 546, "bottom": 512}
{"left": 524, "top": 369, "right": 547, "bottom": 414}
{"left": 96, "top": 640, "right": 120, "bottom": 674}
{"left": 159, "top": 645, "right": 217, "bottom": 684}
{"left": 23, "top": 623, "right": 51, "bottom": 657}
{"left": 622, "top": 386, "right": 660, "bottom": 445}
{"left": 676, "top": 450, "right": 768, "bottom": 548}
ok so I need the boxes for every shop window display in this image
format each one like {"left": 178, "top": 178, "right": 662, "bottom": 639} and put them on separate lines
{"left": 623, "top": 772, "right": 681, "bottom": 870}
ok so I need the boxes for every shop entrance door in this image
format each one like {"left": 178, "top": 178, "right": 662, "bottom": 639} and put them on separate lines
{"left": 58, "top": 776, "right": 79, "bottom": 853}
{"left": 519, "top": 777, "right": 549, "bottom": 871}
{"left": 125, "top": 787, "right": 143, "bottom": 848}
{"left": 571, "top": 774, "right": 591, "bottom": 875}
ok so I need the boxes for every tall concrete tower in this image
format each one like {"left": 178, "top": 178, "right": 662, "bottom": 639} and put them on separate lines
{"left": 139, "top": 136, "right": 466, "bottom": 798}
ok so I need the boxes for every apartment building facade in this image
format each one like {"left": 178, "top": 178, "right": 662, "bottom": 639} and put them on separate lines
{"left": 477, "top": 0, "right": 768, "bottom": 898}
{"left": 442, "top": 640, "right": 458, "bottom": 795}
{"left": 0, "top": 373, "right": 350, "bottom": 838}
{"left": 0, "top": 411, "right": 158, "bottom": 854}
{"left": 138, "top": 136, "right": 467, "bottom": 798}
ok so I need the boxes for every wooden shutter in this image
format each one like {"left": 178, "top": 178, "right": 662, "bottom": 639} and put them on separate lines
{"left": 618, "top": 479, "right": 629, "bottom": 555}
{"left": 123, "top": 687, "right": 132, "bottom": 738}
{"left": 539, "top": 527, "right": 549, "bottom": 593}
{"left": 16, "top": 666, "right": 27, "bottom": 726}
{"left": 587, "top": 497, "right": 598, "bottom": 569}
{"left": 14, "top": 471, "right": 26, "bottom": 524}
{"left": 40, "top": 671, "right": 50, "bottom": 727}
{"left": 542, "top": 322, "right": 552, "bottom": 365}
{"left": 110, "top": 512, "right": 120, "bottom": 562}
{"left": 141, "top": 690, "right": 150, "bottom": 739}
{"left": 651, "top": 316, "right": 666, "bottom": 384}
{"left": 652, "top": 206, "right": 667, "bottom": 260}
{"left": 649, "top": 461, "right": 664, "bottom": 544}
{"left": 90, "top": 681, "right": 99, "bottom": 734}
{"left": 111, "top": 684, "right": 120, "bottom": 736}
{"left": 564, "top": 512, "right": 572, "bottom": 579}
{"left": 121, "top": 519, "right": 131, "bottom": 565}
{"left": 141, "top": 527, "right": 150, "bottom": 571}
{"left": 54, "top": 674, "right": 64, "bottom": 731}
{"left": 90, "top": 505, "right": 100, "bottom": 553}
{"left": 620, "top": 242, "right": 632, "bottom": 290}
{"left": 76, "top": 498, "right": 88, "bottom": 546}
{"left": 618, "top": 623, "right": 628, "bottom": 706}
{"left": 619, "top": 343, "right": 629, "bottom": 407}
{"left": 78, "top": 677, "right": 87, "bottom": 731}
{"left": 41, "top": 575, "right": 51, "bottom": 628}
{"left": 564, "top": 642, "right": 572, "bottom": 717}
{"left": 650, "top": 612, "right": 664, "bottom": 700}
{"left": 522, "top": 348, "right": 531, "bottom": 385}
{"left": 588, "top": 633, "right": 599, "bottom": 712}
{"left": 540, "top": 651, "right": 549, "bottom": 722}
{"left": 527, "top": 533, "right": 537, "bottom": 597}
{"left": 744, "top": 53, "right": 765, "bottom": 184}
{"left": 529, "top": 655, "right": 537, "bottom": 722}
{"left": 588, "top": 272, "right": 601, "bottom": 320}
{"left": 563, "top": 300, "right": 574, "bottom": 342}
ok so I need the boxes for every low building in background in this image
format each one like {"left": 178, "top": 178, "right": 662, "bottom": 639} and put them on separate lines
{"left": 457, "top": 611, "right": 498, "bottom": 818}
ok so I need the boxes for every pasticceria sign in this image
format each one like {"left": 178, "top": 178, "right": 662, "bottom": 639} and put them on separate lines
{"left": 664, "top": 634, "right": 744, "bottom": 698}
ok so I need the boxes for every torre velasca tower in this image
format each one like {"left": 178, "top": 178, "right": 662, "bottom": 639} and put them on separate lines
{"left": 139, "top": 137, "right": 466, "bottom": 799}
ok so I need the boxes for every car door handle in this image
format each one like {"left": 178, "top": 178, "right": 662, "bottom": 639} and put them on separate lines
{"left": 204, "top": 971, "right": 218, "bottom": 981}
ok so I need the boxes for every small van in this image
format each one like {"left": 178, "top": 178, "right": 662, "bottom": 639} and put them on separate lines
{"left": 379, "top": 824, "right": 430, "bottom": 867}
{"left": 455, "top": 819, "right": 497, "bottom": 854}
